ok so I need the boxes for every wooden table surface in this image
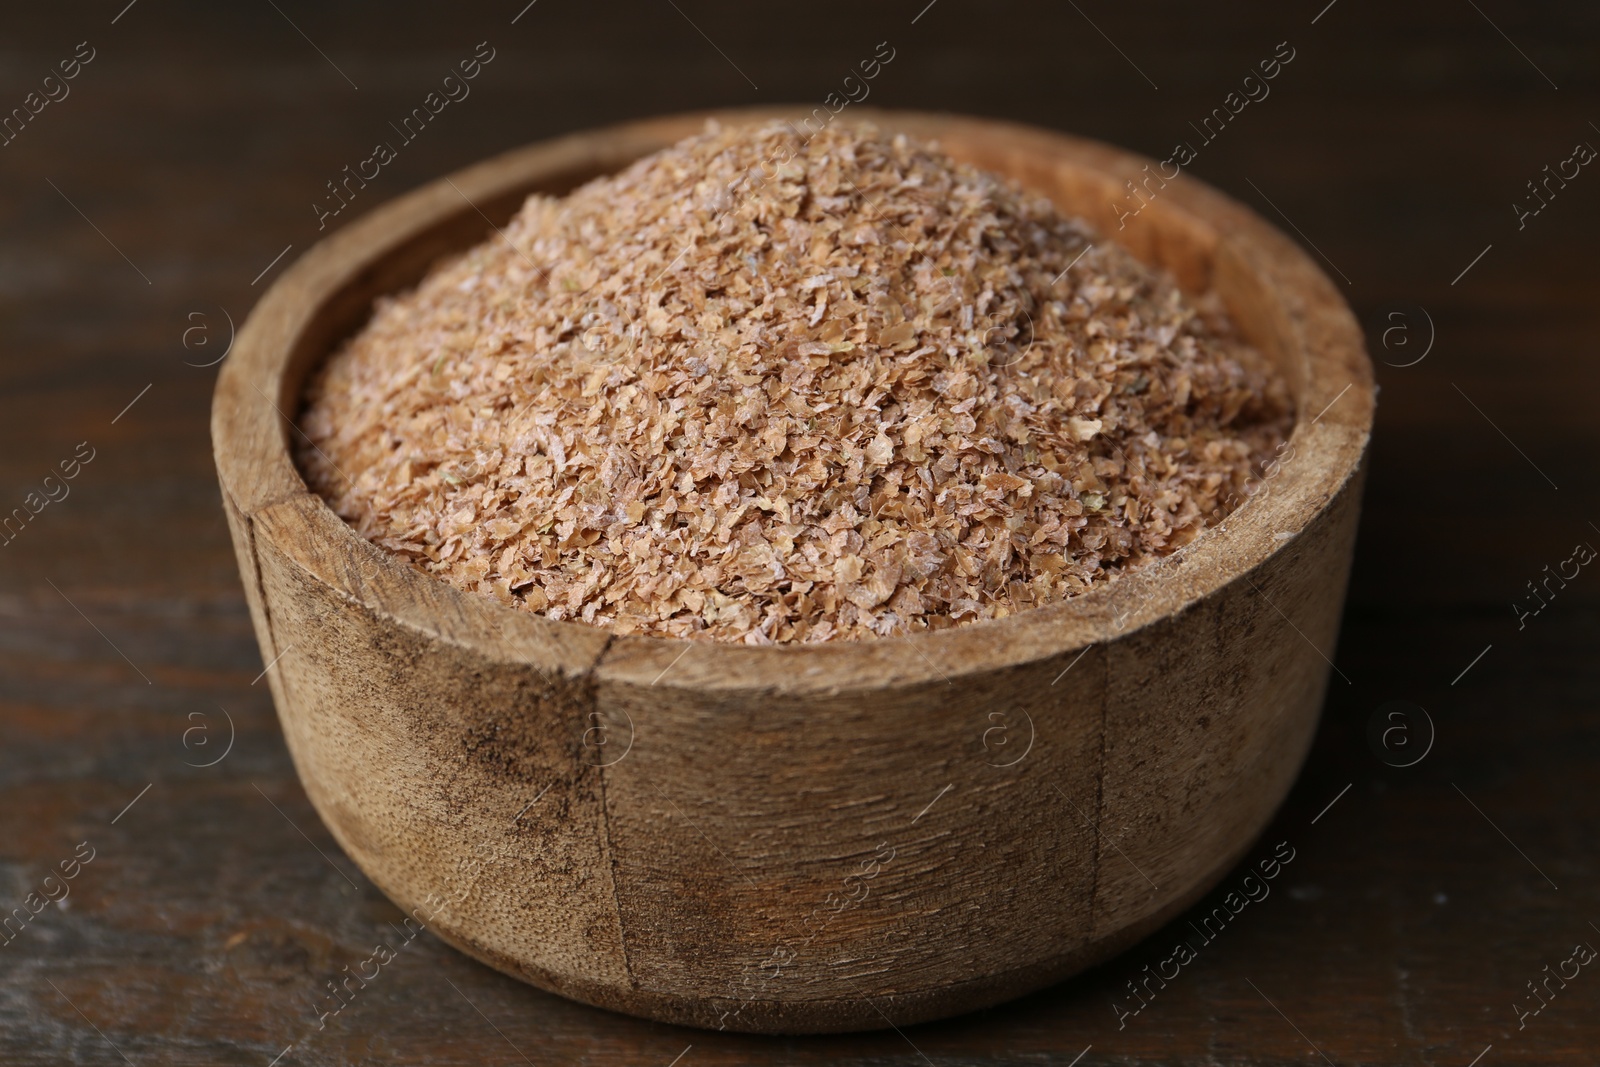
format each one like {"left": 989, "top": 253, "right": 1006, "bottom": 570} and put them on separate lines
{"left": 2, "top": 1, "right": 1596, "bottom": 1063}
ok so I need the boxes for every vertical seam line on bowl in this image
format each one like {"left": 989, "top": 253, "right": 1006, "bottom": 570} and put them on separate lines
{"left": 231, "top": 488, "right": 286, "bottom": 691}
{"left": 1087, "top": 646, "right": 1109, "bottom": 942}
{"left": 585, "top": 632, "right": 638, "bottom": 987}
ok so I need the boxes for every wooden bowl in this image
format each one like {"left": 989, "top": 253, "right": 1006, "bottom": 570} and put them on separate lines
{"left": 212, "top": 108, "right": 1372, "bottom": 1034}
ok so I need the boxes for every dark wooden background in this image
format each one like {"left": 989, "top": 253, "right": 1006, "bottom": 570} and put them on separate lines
{"left": 2, "top": 1, "right": 1597, "bottom": 1063}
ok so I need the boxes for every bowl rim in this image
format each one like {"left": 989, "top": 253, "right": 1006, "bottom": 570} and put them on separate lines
{"left": 213, "top": 106, "right": 1373, "bottom": 696}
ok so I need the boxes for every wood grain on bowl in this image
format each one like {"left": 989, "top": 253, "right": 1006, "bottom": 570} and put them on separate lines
{"left": 211, "top": 108, "right": 1373, "bottom": 1033}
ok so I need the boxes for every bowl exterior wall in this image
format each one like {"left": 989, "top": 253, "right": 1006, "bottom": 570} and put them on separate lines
{"left": 218, "top": 461, "right": 1361, "bottom": 1032}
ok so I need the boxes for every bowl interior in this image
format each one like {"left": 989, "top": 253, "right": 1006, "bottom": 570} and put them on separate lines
{"left": 223, "top": 107, "right": 1372, "bottom": 688}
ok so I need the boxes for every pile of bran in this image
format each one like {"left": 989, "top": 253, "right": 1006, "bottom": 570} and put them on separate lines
{"left": 299, "top": 121, "right": 1293, "bottom": 642}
